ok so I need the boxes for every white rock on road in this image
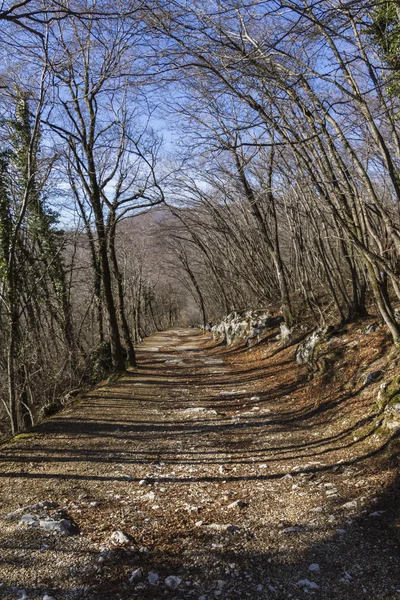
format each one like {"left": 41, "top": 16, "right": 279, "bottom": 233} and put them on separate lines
{"left": 39, "top": 519, "right": 72, "bottom": 535}
{"left": 342, "top": 500, "right": 357, "bottom": 510}
{"left": 204, "top": 523, "right": 242, "bottom": 533}
{"left": 110, "top": 530, "right": 130, "bottom": 545}
{"left": 227, "top": 499, "right": 246, "bottom": 509}
{"left": 165, "top": 575, "right": 182, "bottom": 589}
{"left": 129, "top": 567, "right": 144, "bottom": 583}
{"left": 298, "top": 579, "right": 320, "bottom": 590}
{"left": 148, "top": 571, "right": 159, "bottom": 585}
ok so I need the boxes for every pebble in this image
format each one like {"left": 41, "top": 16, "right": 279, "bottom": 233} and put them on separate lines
{"left": 336, "top": 529, "right": 346, "bottom": 535}
{"left": 227, "top": 499, "right": 246, "bottom": 509}
{"left": 342, "top": 500, "right": 357, "bottom": 510}
{"left": 298, "top": 579, "right": 320, "bottom": 590}
{"left": 148, "top": 571, "right": 159, "bottom": 585}
{"left": 43, "top": 595, "right": 56, "bottom": 600}
{"left": 165, "top": 575, "right": 182, "bottom": 589}
{"left": 205, "top": 523, "right": 242, "bottom": 533}
{"left": 139, "top": 479, "right": 149, "bottom": 486}
{"left": 308, "top": 563, "right": 320, "bottom": 572}
{"left": 110, "top": 530, "right": 130, "bottom": 545}
{"left": 282, "top": 526, "right": 301, "bottom": 533}
{"left": 129, "top": 568, "right": 144, "bottom": 583}
{"left": 142, "top": 491, "right": 156, "bottom": 501}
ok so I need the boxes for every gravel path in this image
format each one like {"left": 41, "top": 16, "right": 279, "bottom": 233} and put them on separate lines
{"left": 0, "top": 328, "right": 399, "bottom": 600}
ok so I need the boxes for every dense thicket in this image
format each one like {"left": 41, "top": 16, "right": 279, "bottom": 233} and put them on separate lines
{"left": 1, "top": 0, "right": 400, "bottom": 434}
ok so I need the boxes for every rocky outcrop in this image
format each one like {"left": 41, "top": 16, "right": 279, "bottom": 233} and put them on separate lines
{"left": 377, "top": 376, "right": 400, "bottom": 431}
{"left": 211, "top": 311, "right": 283, "bottom": 346}
{"left": 294, "top": 328, "right": 329, "bottom": 366}
{"left": 383, "top": 399, "right": 400, "bottom": 430}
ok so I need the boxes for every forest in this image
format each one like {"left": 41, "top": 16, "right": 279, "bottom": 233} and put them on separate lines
{"left": 1, "top": 0, "right": 400, "bottom": 437}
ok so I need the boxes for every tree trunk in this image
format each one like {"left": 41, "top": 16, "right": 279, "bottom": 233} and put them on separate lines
{"left": 7, "top": 312, "right": 19, "bottom": 435}
{"left": 108, "top": 224, "right": 136, "bottom": 367}
{"left": 367, "top": 263, "right": 400, "bottom": 346}
{"left": 96, "top": 218, "right": 125, "bottom": 371}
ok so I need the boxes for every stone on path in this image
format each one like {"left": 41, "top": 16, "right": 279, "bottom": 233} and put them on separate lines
{"left": 165, "top": 575, "right": 182, "bottom": 589}
{"left": 204, "top": 523, "right": 242, "bottom": 533}
{"left": 18, "top": 513, "right": 72, "bottom": 536}
{"left": 129, "top": 568, "right": 144, "bottom": 583}
{"left": 227, "top": 499, "right": 247, "bottom": 509}
{"left": 298, "top": 579, "right": 320, "bottom": 590}
{"left": 342, "top": 500, "right": 357, "bottom": 510}
{"left": 5, "top": 502, "right": 58, "bottom": 521}
{"left": 110, "top": 530, "right": 130, "bottom": 545}
{"left": 148, "top": 571, "right": 159, "bottom": 585}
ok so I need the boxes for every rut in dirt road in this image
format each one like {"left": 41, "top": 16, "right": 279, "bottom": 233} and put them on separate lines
{"left": 0, "top": 329, "right": 399, "bottom": 600}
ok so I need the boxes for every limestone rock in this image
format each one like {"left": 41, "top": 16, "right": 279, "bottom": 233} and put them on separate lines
{"left": 148, "top": 571, "right": 159, "bottom": 585}
{"left": 129, "top": 568, "right": 144, "bottom": 583}
{"left": 212, "top": 311, "right": 283, "bottom": 346}
{"left": 110, "top": 530, "right": 131, "bottom": 545}
{"left": 383, "top": 399, "right": 400, "bottom": 430}
{"left": 295, "top": 328, "right": 327, "bottom": 365}
{"left": 227, "top": 499, "right": 247, "bottom": 509}
{"left": 39, "top": 519, "right": 72, "bottom": 535}
{"left": 204, "top": 523, "right": 242, "bottom": 533}
{"left": 6, "top": 501, "right": 58, "bottom": 521}
{"left": 298, "top": 579, "right": 319, "bottom": 590}
{"left": 165, "top": 575, "right": 182, "bottom": 590}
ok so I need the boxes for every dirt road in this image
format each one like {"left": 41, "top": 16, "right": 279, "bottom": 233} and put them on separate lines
{"left": 0, "top": 329, "right": 399, "bottom": 600}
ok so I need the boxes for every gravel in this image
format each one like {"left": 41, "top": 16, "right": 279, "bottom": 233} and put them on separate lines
{"left": 0, "top": 327, "right": 398, "bottom": 600}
